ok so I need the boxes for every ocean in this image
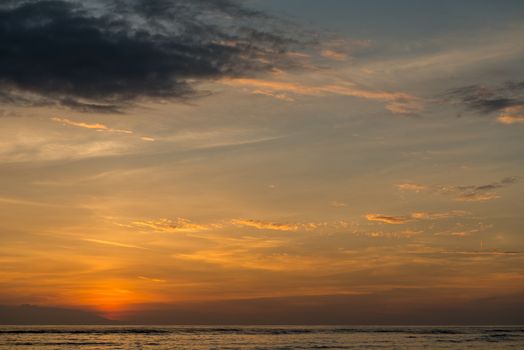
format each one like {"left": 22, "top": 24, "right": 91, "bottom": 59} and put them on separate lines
{"left": 0, "top": 326, "right": 523, "bottom": 349}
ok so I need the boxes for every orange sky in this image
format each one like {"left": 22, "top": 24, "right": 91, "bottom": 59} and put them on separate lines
{"left": 0, "top": 0, "right": 523, "bottom": 324}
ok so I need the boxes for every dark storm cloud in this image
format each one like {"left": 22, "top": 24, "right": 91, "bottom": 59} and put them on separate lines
{"left": 444, "top": 81, "right": 524, "bottom": 114}
{"left": 0, "top": 0, "right": 302, "bottom": 112}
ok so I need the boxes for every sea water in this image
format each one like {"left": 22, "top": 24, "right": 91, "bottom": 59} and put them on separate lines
{"left": 1, "top": 326, "right": 523, "bottom": 349}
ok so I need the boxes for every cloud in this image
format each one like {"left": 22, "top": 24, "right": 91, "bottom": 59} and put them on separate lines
{"left": 456, "top": 192, "right": 501, "bottom": 202}
{"left": 437, "top": 250, "right": 524, "bottom": 256}
{"left": 366, "top": 230, "right": 421, "bottom": 239}
{"left": 51, "top": 117, "right": 132, "bottom": 134}
{"left": 497, "top": 114, "right": 524, "bottom": 124}
{"left": 51, "top": 116, "right": 156, "bottom": 142}
{"left": 0, "top": 0, "right": 300, "bottom": 111}
{"left": 434, "top": 222, "right": 492, "bottom": 237}
{"left": 120, "top": 217, "right": 352, "bottom": 235}
{"left": 444, "top": 81, "right": 524, "bottom": 122}
{"left": 329, "top": 201, "right": 347, "bottom": 208}
{"left": 124, "top": 218, "right": 220, "bottom": 233}
{"left": 395, "top": 183, "right": 428, "bottom": 192}
{"left": 230, "top": 218, "right": 346, "bottom": 232}
{"left": 366, "top": 211, "right": 466, "bottom": 225}
{"left": 138, "top": 276, "right": 166, "bottom": 283}
{"left": 320, "top": 49, "right": 348, "bottom": 61}
{"left": 410, "top": 211, "right": 467, "bottom": 220}
{"left": 231, "top": 219, "right": 301, "bottom": 232}
{"left": 82, "top": 238, "right": 147, "bottom": 250}
{"left": 252, "top": 89, "right": 295, "bottom": 102}
{"left": 397, "top": 177, "right": 520, "bottom": 202}
{"left": 224, "top": 78, "right": 423, "bottom": 114}
{"left": 365, "top": 214, "right": 409, "bottom": 225}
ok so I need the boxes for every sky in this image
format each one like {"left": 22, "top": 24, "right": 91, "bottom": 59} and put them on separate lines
{"left": 0, "top": 0, "right": 523, "bottom": 324}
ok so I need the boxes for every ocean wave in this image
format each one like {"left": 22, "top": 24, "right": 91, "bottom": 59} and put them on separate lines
{"left": 0, "top": 326, "right": 523, "bottom": 336}
{"left": 1, "top": 342, "right": 119, "bottom": 346}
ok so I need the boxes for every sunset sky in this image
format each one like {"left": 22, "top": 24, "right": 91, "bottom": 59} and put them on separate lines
{"left": 1, "top": 0, "right": 523, "bottom": 324}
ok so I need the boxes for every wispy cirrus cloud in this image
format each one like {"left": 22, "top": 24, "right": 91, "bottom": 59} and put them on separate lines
{"left": 138, "top": 276, "right": 167, "bottom": 283}
{"left": 231, "top": 219, "right": 303, "bottom": 232}
{"left": 434, "top": 222, "right": 492, "bottom": 237}
{"left": 365, "top": 214, "right": 409, "bottom": 225}
{"left": 230, "top": 218, "right": 356, "bottom": 232}
{"left": 365, "top": 230, "right": 421, "bottom": 239}
{"left": 51, "top": 116, "right": 156, "bottom": 142}
{"left": 320, "top": 49, "right": 348, "bottom": 61}
{"left": 123, "top": 218, "right": 221, "bottom": 233}
{"left": 329, "top": 201, "right": 348, "bottom": 208}
{"left": 397, "top": 177, "right": 520, "bottom": 202}
{"left": 118, "top": 217, "right": 354, "bottom": 235}
{"left": 366, "top": 211, "right": 467, "bottom": 225}
{"left": 51, "top": 117, "right": 132, "bottom": 134}
{"left": 222, "top": 78, "right": 423, "bottom": 115}
{"left": 82, "top": 238, "right": 147, "bottom": 250}
{"left": 396, "top": 183, "right": 428, "bottom": 192}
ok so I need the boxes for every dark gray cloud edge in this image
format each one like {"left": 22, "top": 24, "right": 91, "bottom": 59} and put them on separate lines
{"left": 443, "top": 81, "right": 524, "bottom": 115}
{"left": 0, "top": 0, "right": 306, "bottom": 112}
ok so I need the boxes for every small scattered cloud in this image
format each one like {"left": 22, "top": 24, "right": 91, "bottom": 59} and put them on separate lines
{"left": 397, "top": 177, "right": 519, "bottom": 202}
{"left": 396, "top": 183, "right": 428, "bottom": 192}
{"left": 498, "top": 114, "right": 524, "bottom": 124}
{"left": 366, "top": 214, "right": 409, "bottom": 225}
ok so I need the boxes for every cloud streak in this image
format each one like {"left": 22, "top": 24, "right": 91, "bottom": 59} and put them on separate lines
{"left": 82, "top": 238, "right": 147, "bottom": 250}
{"left": 123, "top": 218, "right": 221, "bottom": 233}
{"left": 231, "top": 219, "right": 302, "bottom": 232}
{"left": 366, "top": 211, "right": 467, "bottom": 225}
{"left": 51, "top": 117, "right": 132, "bottom": 134}
{"left": 397, "top": 177, "right": 520, "bottom": 202}
{"left": 223, "top": 78, "right": 423, "bottom": 115}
